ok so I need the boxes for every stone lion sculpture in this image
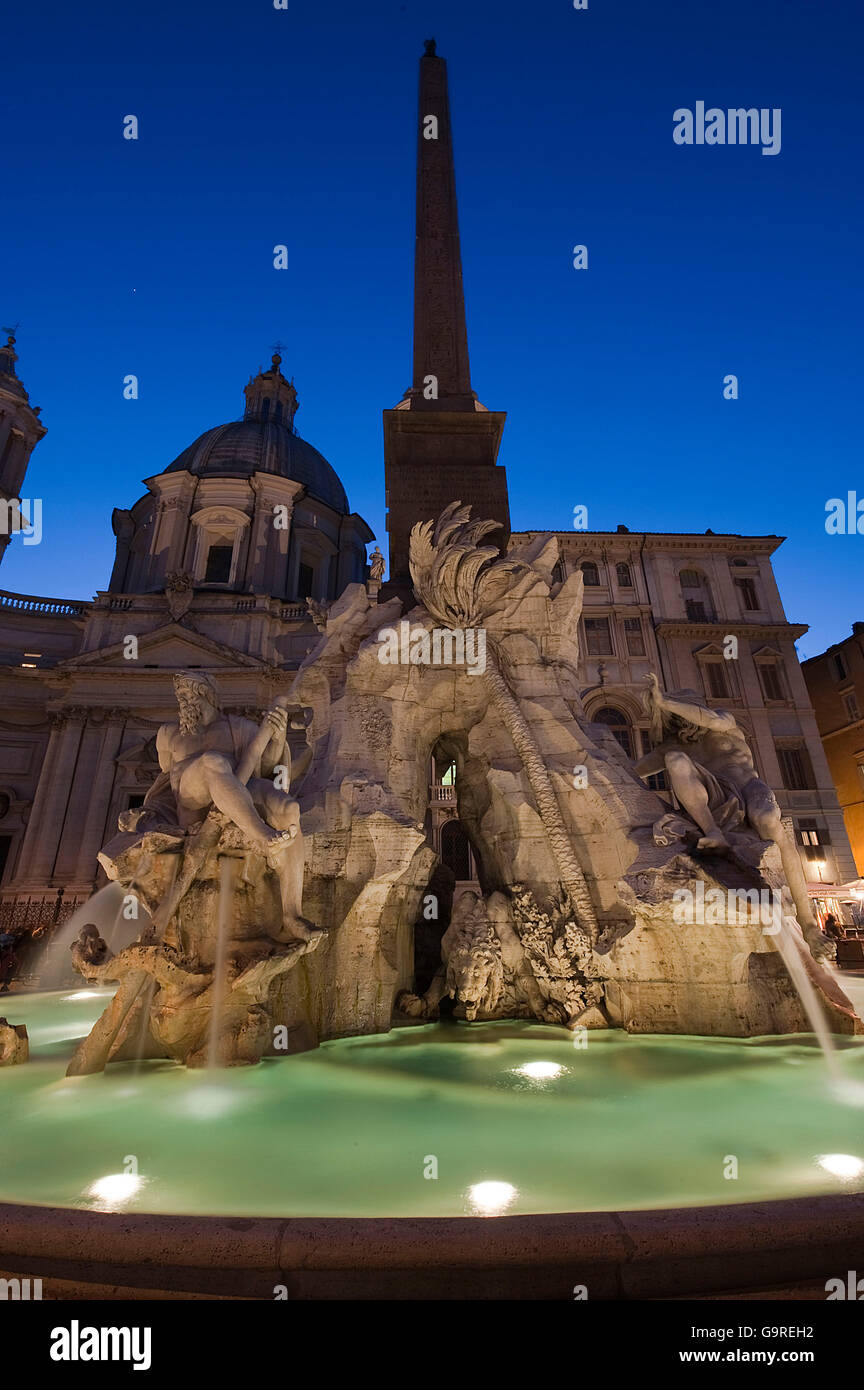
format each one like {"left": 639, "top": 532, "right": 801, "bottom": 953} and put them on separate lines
{"left": 398, "top": 888, "right": 581, "bottom": 1024}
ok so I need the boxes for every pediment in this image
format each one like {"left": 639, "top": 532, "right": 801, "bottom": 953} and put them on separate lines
{"left": 58, "top": 622, "right": 266, "bottom": 672}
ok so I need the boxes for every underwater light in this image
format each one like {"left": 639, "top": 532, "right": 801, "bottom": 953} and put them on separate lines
{"left": 86, "top": 1173, "right": 144, "bottom": 1206}
{"left": 817, "top": 1153, "right": 864, "bottom": 1180}
{"left": 466, "top": 1180, "right": 517, "bottom": 1216}
{"left": 514, "top": 1061, "right": 564, "bottom": 1080}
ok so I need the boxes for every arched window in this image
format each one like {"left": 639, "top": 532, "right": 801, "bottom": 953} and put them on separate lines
{"left": 616, "top": 562, "right": 633, "bottom": 588}
{"left": 593, "top": 706, "right": 634, "bottom": 758}
{"left": 190, "top": 506, "right": 250, "bottom": 589}
{"left": 581, "top": 561, "right": 600, "bottom": 586}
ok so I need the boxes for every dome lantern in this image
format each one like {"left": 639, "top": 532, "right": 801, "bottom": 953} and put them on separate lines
{"left": 243, "top": 350, "right": 299, "bottom": 430}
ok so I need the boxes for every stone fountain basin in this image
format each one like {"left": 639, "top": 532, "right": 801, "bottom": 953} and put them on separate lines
{"left": 1, "top": 989, "right": 864, "bottom": 1298}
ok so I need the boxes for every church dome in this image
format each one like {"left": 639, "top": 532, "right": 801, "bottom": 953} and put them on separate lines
{"left": 163, "top": 354, "right": 350, "bottom": 515}
{"left": 165, "top": 420, "right": 349, "bottom": 514}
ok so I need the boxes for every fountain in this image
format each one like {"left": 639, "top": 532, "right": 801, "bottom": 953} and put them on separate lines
{"left": 1, "top": 506, "right": 863, "bottom": 1299}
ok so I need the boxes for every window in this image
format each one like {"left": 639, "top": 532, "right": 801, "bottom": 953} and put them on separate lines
{"left": 204, "top": 544, "right": 233, "bottom": 584}
{"left": 843, "top": 691, "right": 861, "bottom": 722}
{"left": 796, "top": 819, "right": 830, "bottom": 862}
{"left": 584, "top": 617, "right": 613, "bottom": 655}
{"left": 833, "top": 652, "right": 848, "bottom": 681}
{"left": 680, "top": 569, "right": 715, "bottom": 622}
{"left": 624, "top": 618, "right": 645, "bottom": 656}
{"left": 704, "top": 662, "right": 729, "bottom": 699}
{"left": 297, "top": 562, "right": 314, "bottom": 600}
{"left": 758, "top": 664, "right": 785, "bottom": 702}
{"left": 190, "top": 507, "right": 248, "bottom": 587}
{"left": 734, "top": 576, "right": 759, "bottom": 611}
{"left": 434, "top": 751, "right": 457, "bottom": 786}
{"left": 776, "top": 743, "right": 816, "bottom": 791}
{"left": 581, "top": 561, "right": 600, "bottom": 586}
{"left": 593, "top": 707, "right": 634, "bottom": 758}
{"left": 552, "top": 559, "right": 566, "bottom": 585}
{"left": 616, "top": 562, "right": 633, "bottom": 588}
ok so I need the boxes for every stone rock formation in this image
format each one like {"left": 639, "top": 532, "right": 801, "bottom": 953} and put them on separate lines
{"left": 0, "top": 1018, "right": 29, "bottom": 1066}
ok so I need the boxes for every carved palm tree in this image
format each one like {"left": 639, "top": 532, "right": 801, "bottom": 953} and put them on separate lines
{"left": 409, "top": 503, "right": 598, "bottom": 942}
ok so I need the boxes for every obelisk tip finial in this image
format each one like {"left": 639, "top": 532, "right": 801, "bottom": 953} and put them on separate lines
{"left": 423, "top": 38, "right": 436, "bottom": 57}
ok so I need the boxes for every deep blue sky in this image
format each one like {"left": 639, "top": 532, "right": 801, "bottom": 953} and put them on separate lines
{"left": 2, "top": 0, "right": 861, "bottom": 656}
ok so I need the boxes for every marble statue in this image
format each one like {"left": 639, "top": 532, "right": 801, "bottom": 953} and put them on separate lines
{"left": 636, "top": 672, "right": 827, "bottom": 957}
{"left": 134, "top": 670, "right": 314, "bottom": 941}
{"left": 66, "top": 672, "right": 323, "bottom": 1073}
{"left": 369, "top": 546, "right": 385, "bottom": 582}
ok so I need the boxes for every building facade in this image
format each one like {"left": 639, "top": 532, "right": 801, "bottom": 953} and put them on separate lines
{"left": 802, "top": 624, "right": 864, "bottom": 878}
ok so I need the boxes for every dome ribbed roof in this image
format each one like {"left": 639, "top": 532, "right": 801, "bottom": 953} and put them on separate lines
{"left": 164, "top": 419, "right": 349, "bottom": 515}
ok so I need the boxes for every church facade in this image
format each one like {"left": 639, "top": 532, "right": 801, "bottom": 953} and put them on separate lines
{"left": 0, "top": 43, "right": 855, "bottom": 940}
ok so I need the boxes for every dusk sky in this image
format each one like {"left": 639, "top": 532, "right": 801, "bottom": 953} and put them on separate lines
{"left": 3, "top": 0, "right": 861, "bottom": 656}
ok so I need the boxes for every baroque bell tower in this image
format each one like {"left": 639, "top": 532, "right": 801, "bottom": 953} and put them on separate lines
{"left": 383, "top": 40, "right": 510, "bottom": 584}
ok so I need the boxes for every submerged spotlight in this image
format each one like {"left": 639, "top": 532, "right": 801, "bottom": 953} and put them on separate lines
{"left": 86, "top": 1172, "right": 144, "bottom": 1206}
{"left": 466, "top": 1180, "right": 517, "bottom": 1216}
{"left": 514, "top": 1061, "right": 564, "bottom": 1080}
{"left": 817, "top": 1153, "right": 864, "bottom": 1180}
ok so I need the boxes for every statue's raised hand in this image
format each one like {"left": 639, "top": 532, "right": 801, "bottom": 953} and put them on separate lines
{"left": 643, "top": 672, "right": 662, "bottom": 705}
{"left": 265, "top": 706, "right": 288, "bottom": 738}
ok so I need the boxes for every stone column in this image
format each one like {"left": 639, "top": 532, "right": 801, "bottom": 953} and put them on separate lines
{"left": 70, "top": 710, "right": 127, "bottom": 887}
{"left": 11, "top": 717, "right": 66, "bottom": 884}
{"left": 15, "top": 708, "right": 88, "bottom": 887}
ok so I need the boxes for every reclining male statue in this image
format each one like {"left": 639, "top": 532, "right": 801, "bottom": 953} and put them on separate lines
{"left": 636, "top": 672, "right": 827, "bottom": 958}
{"left": 116, "top": 669, "right": 316, "bottom": 943}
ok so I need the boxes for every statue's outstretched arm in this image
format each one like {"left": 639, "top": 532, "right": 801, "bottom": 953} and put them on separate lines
{"left": 657, "top": 693, "right": 737, "bottom": 735}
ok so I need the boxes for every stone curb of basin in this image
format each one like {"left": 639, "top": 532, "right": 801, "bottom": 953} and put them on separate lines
{"left": 1, "top": 1192, "right": 863, "bottom": 1299}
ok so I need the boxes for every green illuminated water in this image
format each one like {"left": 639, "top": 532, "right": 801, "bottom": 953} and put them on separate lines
{"left": 1, "top": 988, "right": 864, "bottom": 1217}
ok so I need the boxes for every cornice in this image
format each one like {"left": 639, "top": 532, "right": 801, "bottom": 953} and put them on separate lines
{"left": 654, "top": 620, "right": 808, "bottom": 641}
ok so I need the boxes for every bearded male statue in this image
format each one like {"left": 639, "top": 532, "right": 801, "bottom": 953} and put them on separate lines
{"left": 636, "top": 672, "right": 826, "bottom": 956}
{"left": 125, "top": 670, "right": 315, "bottom": 942}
